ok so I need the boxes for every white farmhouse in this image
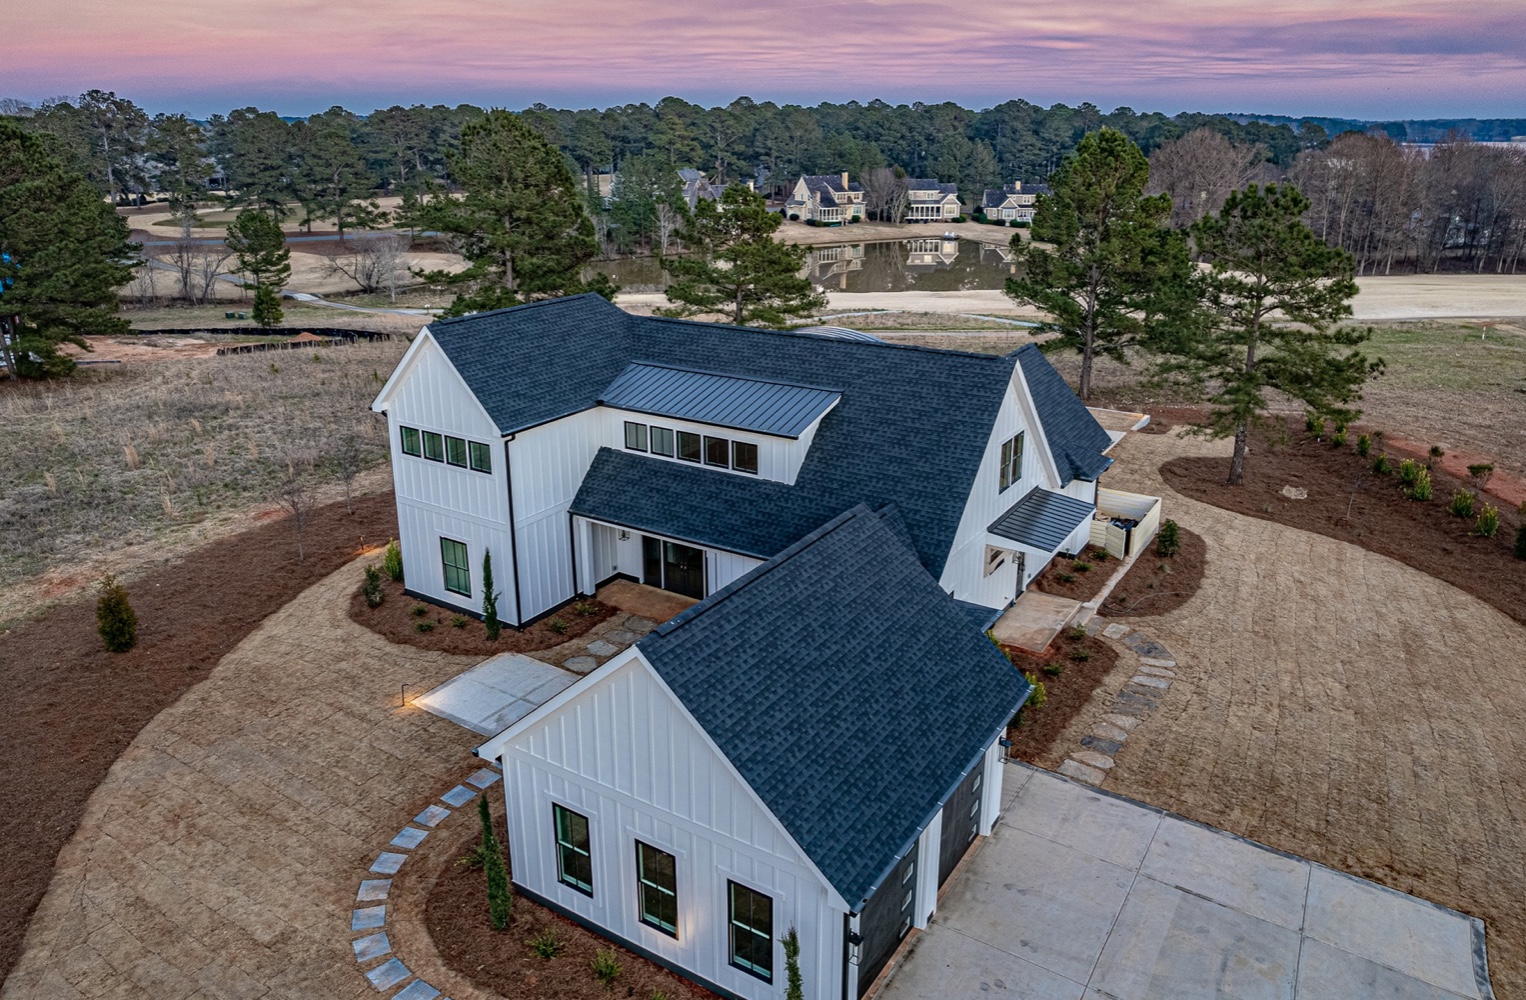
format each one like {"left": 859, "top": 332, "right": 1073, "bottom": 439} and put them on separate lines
{"left": 981, "top": 182, "right": 1047, "bottom": 223}
{"left": 473, "top": 503, "right": 1032, "bottom": 1000}
{"left": 783, "top": 173, "right": 865, "bottom": 224}
{"left": 369, "top": 293, "right": 1114, "bottom": 627}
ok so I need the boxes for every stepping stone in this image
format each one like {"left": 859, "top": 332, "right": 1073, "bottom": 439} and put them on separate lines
{"left": 564, "top": 656, "right": 598, "bottom": 674}
{"left": 625, "top": 616, "right": 657, "bottom": 634}
{"left": 357, "top": 879, "right": 391, "bottom": 902}
{"left": 604, "top": 629, "right": 639, "bottom": 645}
{"left": 1131, "top": 640, "right": 1174, "bottom": 659}
{"left": 365, "top": 958, "right": 410, "bottom": 991}
{"left": 1059, "top": 759, "right": 1106, "bottom": 785}
{"left": 352, "top": 932, "right": 391, "bottom": 962}
{"left": 1081, "top": 735, "right": 1123, "bottom": 756}
{"left": 1102, "top": 623, "right": 1131, "bottom": 639}
{"left": 1090, "top": 722, "right": 1129, "bottom": 742}
{"left": 413, "top": 805, "right": 450, "bottom": 828}
{"left": 1137, "top": 665, "right": 1176, "bottom": 679}
{"left": 441, "top": 785, "right": 476, "bottom": 808}
{"left": 1102, "top": 713, "right": 1140, "bottom": 732}
{"left": 394, "top": 981, "right": 442, "bottom": 1000}
{"left": 1084, "top": 619, "right": 1103, "bottom": 637}
{"left": 370, "top": 852, "right": 406, "bottom": 875}
{"left": 390, "top": 827, "right": 428, "bottom": 850}
{"left": 351, "top": 906, "right": 386, "bottom": 931}
{"left": 1131, "top": 674, "right": 1171, "bottom": 689}
{"left": 1139, "top": 656, "right": 1177, "bottom": 669}
{"left": 585, "top": 640, "right": 620, "bottom": 657}
{"left": 465, "top": 768, "right": 501, "bottom": 789}
{"left": 1072, "top": 750, "right": 1115, "bottom": 770}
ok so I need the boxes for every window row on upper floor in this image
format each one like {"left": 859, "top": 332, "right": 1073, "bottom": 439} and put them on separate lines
{"left": 400, "top": 425, "right": 493, "bottom": 474}
{"left": 623, "top": 420, "right": 759, "bottom": 475}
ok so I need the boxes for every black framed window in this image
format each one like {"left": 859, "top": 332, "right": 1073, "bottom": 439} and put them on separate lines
{"left": 650, "top": 426, "right": 674, "bottom": 457}
{"left": 400, "top": 426, "right": 421, "bottom": 457}
{"left": 625, "top": 421, "right": 648, "bottom": 452}
{"left": 676, "top": 431, "right": 702, "bottom": 463}
{"left": 553, "top": 805, "right": 593, "bottom": 894}
{"left": 440, "top": 537, "right": 470, "bottom": 596}
{"left": 445, "top": 435, "right": 468, "bottom": 467}
{"left": 422, "top": 431, "right": 445, "bottom": 462}
{"left": 636, "top": 842, "right": 678, "bottom": 935}
{"left": 732, "top": 441, "right": 758, "bottom": 475}
{"left": 469, "top": 441, "right": 492, "bottom": 473}
{"left": 998, "top": 432, "right": 1024, "bottom": 492}
{"left": 728, "top": 881, "right": 773, "bottom": 981}
{"left": 704, "top": 436, "right": 730, "bottom": 468}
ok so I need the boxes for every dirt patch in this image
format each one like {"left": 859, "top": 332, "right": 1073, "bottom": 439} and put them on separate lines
{"left": 1101, "top": 527, "right": 1207, "bottom": 618}
{"left": 1161, "top": 422, "right": 1526, "bottom": 628}
{"left": 1001, "top": 633, "right": 1120, "bottom": 767}
{"left": 348, "top": 574, "right": 617, "bottom": 654}
{"left": 0, "top": 492, "right": 398, "bottom": 987}
{"left": 425, "top": 808, "right": 717, "bottom": 1000}
{"left": 1030, "top": 545, "right": 1117, "bottom": 603}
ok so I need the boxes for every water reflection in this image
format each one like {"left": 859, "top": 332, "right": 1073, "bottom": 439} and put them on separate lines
{"left": 591, "top": 237, "right": 1020, "bottom": 293}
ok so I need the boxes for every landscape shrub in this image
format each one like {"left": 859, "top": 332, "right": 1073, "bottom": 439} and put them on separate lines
{"left": 1476, "top": 504, "right": 1500, "bottom": 538}
{"left": 1397, "top": 458, "right": 1421, "bottom": 487}
{"left": 1356, "top": 433, "right": 1371, "bottom": 457}
{"left": 1156, "top": 519, "right": 1181, "bottom": 557}
{"left": 1372, "top": 453, "right": 1394, "bottom": 475}
{"left": 450, "top": 614, "right": 468, "bottom": 628}
{"left": 1069, "top": 648, "right": 1091, "bottom": 662}
{"left": 1043, "top": 662, "right": 1064, "bottom": 676}
{"left": 573, "top": 601, "right": 599, "bottom": 616}
{"left": 1024, "top": 673, "right": 1047, "bottom": 708}
{"left": 1066, "top": 625, "right": 1087, "bottom": 641}
{"left": 592, "top": 949, "right": 622, "bottom": 986}
{"left": 530, "top": 927, "right": 562, "bottom": 959}
{"left": 1468, "top": 463, "right": 1495, "bottom": 488}
{"left": 1429, "top": 444, "right": 1445, "bottom": 464}
{"left": 415, "top": 620, "right": 434, "bottom": 632}
{"left": 1448, "top": 490, "right": 1476, "bottom": 518}
{"left": 482, "top": 550, "right": 501, "bottom": 640}
{"left": 1331, "top": 424, "right": 1347, "bottom": 447}
{"left": 383, "top": 538, "right": 404, "bottom": 581}
{"left": 1407, "top": 467, "right": 1433, "bottom": 501}
{"left": 477, "top": 794, "right": 512, "bottom": 930}
{"left": 252, "top": 283, "right": 283, "bottom": 328}
{"left": 362, "top": 564, "right": 385, "bottom": 608}
{"left": 95, "top": 573, "right": 138, "bottom": 653}
{"left": 1057, "top": 571, "right": 1076, "bottom": 583}
{"left": 782, "top": 927, "right": 804, "bottom": 1000}
{"left": 548, "top": 616, "right": 569, "bottom": 634}
{"left": 1073, "top": 560, "right": 1092, "bottom": 573}
{"left": 952, "top": 214, "right": 966, "bottom": 223}
{"left": 411, "top": 603, "right": 428, "bottom": 617}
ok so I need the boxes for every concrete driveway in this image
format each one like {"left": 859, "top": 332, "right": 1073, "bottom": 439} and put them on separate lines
{"left": 881, "top": 763, "right": 1494, "bottom": 1000}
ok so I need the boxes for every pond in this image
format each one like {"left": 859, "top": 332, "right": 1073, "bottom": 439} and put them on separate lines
{"left": 590, "top": 236, "right": 1021, "bottom": 293}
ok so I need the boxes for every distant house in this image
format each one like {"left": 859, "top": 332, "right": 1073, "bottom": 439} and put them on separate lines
{"left": 784, "top": 173, "right": 865, "bottom": 224}
{"left": 678, "top": 168, "right": 725, "bottom": 212}
{"left": 981, "top": 182, "right": 1047, "bottom": 223}
{"left": 904, "top": 179, "right": 962, "bottom": 222}
{"left": 474, "top": 503, "right": 1032, "bottom": 1000}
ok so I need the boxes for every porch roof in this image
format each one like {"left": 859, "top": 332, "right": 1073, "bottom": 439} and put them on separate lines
{"left": 988, "top": 486, "right": 1095, "bottom": 552}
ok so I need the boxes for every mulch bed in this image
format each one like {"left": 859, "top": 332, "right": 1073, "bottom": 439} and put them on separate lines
{"left": 1100, "top": 527, "right": 1208, "bottom": 618}
{"left": 0, "top": 493, "right": 398, "bottom": 986}
{"left": 348, "top": 574, "right": 617, "bottom": 655}
{"left": 1161, "top": 420, "right": 1526, "bottom": 628}
{"left": 426, "top": 811, "right": 716, "bottom": 1000}
{"left": 1001, "top": 632, "right": 1120, "bottom": 765}
{"left": 1030, "top": 545, "right": 1118, "bottom": 603}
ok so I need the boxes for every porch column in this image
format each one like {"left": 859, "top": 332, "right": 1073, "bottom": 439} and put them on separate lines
{"left": 574, "top": 516, "right": 596, "bottom": 596}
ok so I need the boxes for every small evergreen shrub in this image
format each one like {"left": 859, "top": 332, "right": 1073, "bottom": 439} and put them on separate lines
{"left": 482, "top": 550, "right": 501, "bottom": 640}
{"left": 1066, "top": 625, "right": 1087, "bottom": 641}
{"left": 1057, "top": 571, "right": 1076, "bottom": 584}
{"left": 1331, "top": 425, "right": 1347, "bottom": 447}
{"left": 451, "top": 614, "right": 469, "bottom": 629}
{"left": 1091, "top": 547, "right": 1110, "bottom": 561}
{"left": 415, "top": 621, "right": 435, "bottom": 633}
{"left": 548, "top": 617, "right": 569, "bottom": 634}
{"left": 1043, "top": 662, "right": 1064, "bottom": 676}
{"left": 592, "top": 949, "right": 622, "bottom": 986}
{"left": 1448, "top": 490, "right": 1476, "bottom": 518}
{"left": 1069, "top": 648, "right": 1091, "bottom": 662}
{"left": 1024, "top": 672, "right": 1047, "bottom": 708}
{"left": 383, "top": 538, "right": 403, "bottom": 581}
{"left": 411, "top": 604, "right": 428, "bottom": 617}
{"left": 1429, "top": 444, "right": 1445, "bottom": 462}
{"left": 1156, "top": 519, "right": 1181, "bottom": 557}
{"left": 1407, "top": 467, "right": 1432, "bottom": 501}
{"left": 1397, "top": 458, "right": 1421, "bottom": 486}
{"left": 1372, "top": 453, "right": 1394, "bottom": 475}
{"left": 1468, "top": 462, "right": 1495, "bottom": 487}
{"left": 782, "top": 926, "right": 805, "bottom": 1000}
{"left": 1476, "top": 504, "right": 1500, "bottom": 538}
{"left": 530, "top": 928, "right": 562, "bottom": 959}
{"left": 573, "top": 601, "right": 599, "bottom": 616}
{"left": 475, "top": 795, "right": 512, "bottom": 930}
{"left": 1073, "top": 560, "right": 1092, "bottom": 573}
{"left": 1356, "top": 433, "right": 1371, "bottom": 457}
{"left": 95, "top": 573, "right": 138, "bottom": 653}
{"left": 362, "top": 565, "right": 385, "bottom": 608}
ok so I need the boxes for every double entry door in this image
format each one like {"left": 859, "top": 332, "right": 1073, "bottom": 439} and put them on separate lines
{"left": 642, "top": 536, "right": 706, "bottom": 599}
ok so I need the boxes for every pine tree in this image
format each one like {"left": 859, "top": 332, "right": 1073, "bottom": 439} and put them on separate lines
{"left": 96, "top": 573, "right": 138, "bottom": 653}
{"left": 225, "top": 209, "right": 292, "bottom": 291}
{"left": 482, "top": 550, "right": 501, "bottom": 640}
{"left": 252, "top": 283, "right": 283, "bottom": 328}
{"left": 477, "top": 794, "right": 512, "bottom": 930}
{"left": 0, "top": 119, "right": 139, "bottom": 380}
{"left": 660, "top": 185, "right": 825, "bottom": 327}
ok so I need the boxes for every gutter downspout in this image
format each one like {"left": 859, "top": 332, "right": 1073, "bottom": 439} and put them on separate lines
{"left": 503, "top": 436, "right": 524, "bottom": 627}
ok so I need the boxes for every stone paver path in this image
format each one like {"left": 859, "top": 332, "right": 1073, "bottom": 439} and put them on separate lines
{"left": 1, "top": 559, "right": 486, "bottom": 1000}
{"left": 1092, "top": 429, "right": 1526, "bottom": 998}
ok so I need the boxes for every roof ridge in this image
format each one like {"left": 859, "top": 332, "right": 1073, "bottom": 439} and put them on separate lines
{"left": 432, "top": 292, "right": 612, "bottom": 327}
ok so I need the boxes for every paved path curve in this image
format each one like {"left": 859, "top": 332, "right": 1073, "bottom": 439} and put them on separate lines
{"left": 1101, "top": 429, "right": 1526, "bottom": 999}
{"left": 1, "top": 559, "right": 485, "bottom": 1000}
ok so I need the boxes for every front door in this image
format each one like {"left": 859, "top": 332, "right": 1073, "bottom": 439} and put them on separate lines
{"left": 938, "top": 764, "right": 984, "bottom": 886}
{"left": 641, "top": 537, "right": 707, "bottom": 599}
{"left": 855, "top": 848, "right": 918, "bottom": 996}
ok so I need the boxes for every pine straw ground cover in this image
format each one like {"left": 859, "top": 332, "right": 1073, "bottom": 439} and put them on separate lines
{"left": 0, "top": 337, "right": 407, "bottom": 627}
{"left": 1001, "top": 630, "right": 1120, "bottom": 767}
{"left": 0, "top": 493, "right": 397, "bottom": 987}
{"left": 1029, "top": 544, "right": 1116, "bottom": 602}
{"left": 1100, "top": 527, "right": 1208, "bottom": 618}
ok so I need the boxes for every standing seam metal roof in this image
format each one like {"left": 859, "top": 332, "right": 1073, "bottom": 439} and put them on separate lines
{"left": 988, "top": 486, "right": 1096, "bottom": 551}
{"left": 599, "top": 362, "right": 842, "bottom": 439}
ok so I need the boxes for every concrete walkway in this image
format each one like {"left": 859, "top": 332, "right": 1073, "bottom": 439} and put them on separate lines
{"left": 413, "top": 652, "right": 577, "bottom": 735}
{"left": 991, "top": 591, "right": 1081, "bottom": 653}
{"left": 883, "top": 764, "right": 1495, "bottom": 1000}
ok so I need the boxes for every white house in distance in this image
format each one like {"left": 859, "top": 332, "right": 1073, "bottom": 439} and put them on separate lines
{"left": 981, "top": 181, "right": 1046, "bottom": 223}
{"left": 903, "top": 178, "right": 962, "bottom": 221}
{"left": 474, "top": 503, "right": 1033, "bottom": 1000}
{"left": 783, "top": 173, "right": 865, "bottom": 224}
{"left": 369, "top": 293, "right": 1115, "bottom": 628}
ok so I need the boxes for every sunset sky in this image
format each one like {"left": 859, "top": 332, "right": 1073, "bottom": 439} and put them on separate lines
{"left": 6, "top": 0, "right": 1524, "bottom": 119}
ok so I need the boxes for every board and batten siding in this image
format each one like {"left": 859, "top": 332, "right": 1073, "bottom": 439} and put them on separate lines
{"left": 490, "top": 651, "right": 846, "bottom": 1000}
{"left": 578, "top": 519, "right": 763, "bottom": 597}
{"left": 377, "top": 333, "right": 516, "bottom": 618}
{"left": 599, "top": 406, "right": 825, "bottom": 486}
{"left": 506, "top": 412, "right": 606, "bottom": 621}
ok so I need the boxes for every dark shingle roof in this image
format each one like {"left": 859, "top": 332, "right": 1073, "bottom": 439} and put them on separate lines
{"left": 988, "top": 486, "right": 1096, "bottom": 551}
{"left": 432, "top": 295, "right": 1016, "bottom": 576}
{"left": 1015, "top": 344, "right": 1113, "bottom": 484}
{"left": 906, "top": 178, "right": 959, "bottom": 196}
{"left": 637, "top": 505, "right": 1031, "bottom": 907}
{"left": 599, "top": 363, "right": 841, "bottom": 438}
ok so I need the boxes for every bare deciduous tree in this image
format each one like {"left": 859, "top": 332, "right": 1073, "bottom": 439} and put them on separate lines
{"left": 327, "top": 234, "right": 412, "bottom": 301}
{"left": 861, "top": 168, "right": 909, "bottom": 223}
{"left": 654, "top": 202, "right": 681, "bottom": 255}
{"left": 274, "top": 467, "right": 317, "bottom": 561}
{"left": 165, "top": 239, "right": 233, "bottom": 304}
{"left": 332, "top": 432, "right": 361, "bottom": 514}
{"left": 1148, "top": 128, "right": 1267, "bottom": 229}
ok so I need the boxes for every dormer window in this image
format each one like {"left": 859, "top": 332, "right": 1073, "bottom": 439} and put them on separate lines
{"left": 651, "top": 426, "right": 675, "bottom": 457}
{"left": 677, "top": 431, "right": 702, "bottom": 463}
{"left": 625, "top": 421, "right": 648, "bottom": 452}
{"left": 999, "top": 433, "right": 1024, "bottom": 492}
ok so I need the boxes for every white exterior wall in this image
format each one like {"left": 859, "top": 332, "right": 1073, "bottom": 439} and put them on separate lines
{"left": 490, "top": 652, "right": 846, "bottom": 1000}
{"left": 506, "top": 412, "right": 606, "bottom": 620}
{"left": 576, "top": 517, "right": 763, "bottom": 597}
{"left": 600, "top": 407, "right": 821, "bottom": 486}
{"left": 375, "top": 333, "right": 517, "bottom": 619}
